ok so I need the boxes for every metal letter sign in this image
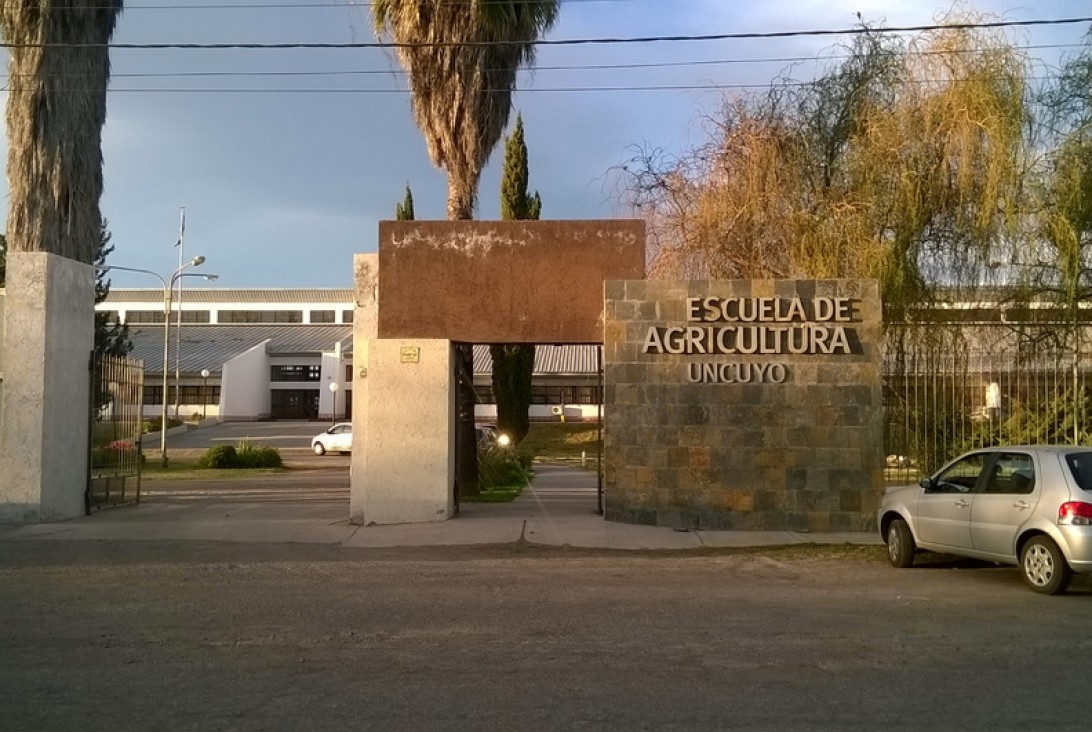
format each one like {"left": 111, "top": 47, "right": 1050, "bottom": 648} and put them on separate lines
{"left": 400, "top": 346, "right": 421, "bottom": 363}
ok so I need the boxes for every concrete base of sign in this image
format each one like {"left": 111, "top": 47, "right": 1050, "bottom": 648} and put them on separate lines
{"left": 0, "top": 252, "right": 94, "bottom": 522}
{"left": 350, "top": 338, "right": 455, "bottom": 525}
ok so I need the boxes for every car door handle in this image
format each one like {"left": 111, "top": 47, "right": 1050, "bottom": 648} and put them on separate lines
{"left": 955, "top": 499, "right": 970, "bottom": 508}
{"left": 1012, "top": 501, "right": 1031, "bottom": 511}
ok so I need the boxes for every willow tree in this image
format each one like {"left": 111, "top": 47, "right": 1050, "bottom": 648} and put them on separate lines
{"left": 853, "top": 21, "right": 1028, "bottom": 318}
{"left": 1034, "top": 32, "right": 1092, "bottom": 315}
{"left": 492, "top": 114, "right": 539, "bottom": 444}
{"left": 372, "top": 0, "right": 558, "bottom": 219}
{"left": 1, "top": 1, "right": 123, "bottom": 263}
{"left": 620, "top": 26, "right": 905, "bottom": 282}
{"left": 620, "top": 15, "right": 1029, "bottom": 321}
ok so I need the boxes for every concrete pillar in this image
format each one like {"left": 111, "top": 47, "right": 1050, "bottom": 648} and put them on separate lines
{"left": 350, "top": 253, "right": 378, "bottom": 521}
{"left": 0, "top": 252, "right": 95, "bottom": 522}
{"left": 352, "top": 338, "right": 454, "bottom": 525}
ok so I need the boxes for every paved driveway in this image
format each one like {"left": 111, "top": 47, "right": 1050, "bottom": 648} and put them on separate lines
{"left": 166, "top": 420, "right": 332, "bottom": 450}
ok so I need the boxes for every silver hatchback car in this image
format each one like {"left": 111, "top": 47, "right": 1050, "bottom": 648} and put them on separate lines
{"left": 878, "top": 446, "right": 1092, "bottom": 594}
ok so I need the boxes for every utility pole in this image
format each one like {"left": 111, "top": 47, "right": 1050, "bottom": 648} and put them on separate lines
{"left": 173, "top": 207, "right": 186, "bottom": 418}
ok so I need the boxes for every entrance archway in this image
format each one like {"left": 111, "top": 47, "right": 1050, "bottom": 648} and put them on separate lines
{"left": 349, "top": 222, "right": 885, "bottom": 532}
{"left": 349, "top": 220, "right": 643, "bottom": 526}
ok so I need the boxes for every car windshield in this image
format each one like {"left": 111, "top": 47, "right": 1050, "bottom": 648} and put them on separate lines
{"left": 1065, "top": 452, "right": 1092, "bottom": 493}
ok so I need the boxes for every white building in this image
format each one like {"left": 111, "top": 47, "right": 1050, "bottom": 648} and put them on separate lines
{"left": 100, "top": 288, "right": 602, "bottom": 422}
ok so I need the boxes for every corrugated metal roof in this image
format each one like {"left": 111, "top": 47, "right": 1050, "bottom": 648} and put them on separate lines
{"left": 473, "top": 344, "right": 599, "bottom": 375}
{"left": 105, "top": 288, "right": 354, "bottom": 304}
{"left": 124, "top": 324, "right": 596, "bottom": 378}
{"left": 127, "top": 324, "right": 352, "bottom": 376}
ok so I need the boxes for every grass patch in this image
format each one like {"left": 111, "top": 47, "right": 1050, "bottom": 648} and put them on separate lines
{"left": 519, "top": 422, "right": 602, "bottom": 463}
{"left": 468, "top": 447, "right": 533, "bottom": 502}
{"left": 461, "top": 485, "right": 525, "bottom": 503}
{"left": 141, "top": 458, "right": 285, "bottom": 481}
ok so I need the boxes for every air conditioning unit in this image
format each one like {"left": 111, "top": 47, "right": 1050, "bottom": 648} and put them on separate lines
{"left": 550, "top": 405, "right": 563, "bottom": 416}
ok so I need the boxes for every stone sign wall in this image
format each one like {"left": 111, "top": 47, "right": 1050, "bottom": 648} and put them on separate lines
{"left": 603, "top": 279, "right": 884, "bottom": 532}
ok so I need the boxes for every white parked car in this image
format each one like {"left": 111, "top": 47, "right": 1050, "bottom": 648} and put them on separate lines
{"left": 879, "top": 446, "right": 1092, "bottom": 594}
{"left": 311, "top": 423, "right": 352, "bottom": 455}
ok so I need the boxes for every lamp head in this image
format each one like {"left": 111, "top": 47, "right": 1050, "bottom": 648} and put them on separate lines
{"left": 190, "top": 255, "right": 206, "bottom": 267}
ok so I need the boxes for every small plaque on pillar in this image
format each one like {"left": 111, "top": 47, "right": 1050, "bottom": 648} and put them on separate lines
{"left": 400, "top": 346, "right": 421, "bottom": 363}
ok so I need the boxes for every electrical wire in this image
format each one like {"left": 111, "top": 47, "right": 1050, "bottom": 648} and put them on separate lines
{"left": 1, "top": 16, "right": 1090, "bottom": 50}
{"left": 0, "top": 42, "right": 1083, "bottom": 81}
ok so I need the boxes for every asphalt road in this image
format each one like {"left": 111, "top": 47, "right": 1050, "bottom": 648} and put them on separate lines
{"left": 2, "top": 538, "right": 1091, "bottom": 731}
{"left": 166, "top": 420, "right": 332, "bottom": 450}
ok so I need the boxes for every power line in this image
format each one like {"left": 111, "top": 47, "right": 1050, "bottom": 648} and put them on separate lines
{"left": 1, "top": 16, "right": 1090, "bottom": 50}
{"left": 1, "top": 75, "right": 1064, "bottom": 95}
{"left": 1, "top": 41, "right": 1080, "bottom": 82}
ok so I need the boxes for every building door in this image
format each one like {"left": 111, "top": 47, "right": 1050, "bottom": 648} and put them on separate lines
{"left": 271, "top": 389, "right": 319, "bottom": 419}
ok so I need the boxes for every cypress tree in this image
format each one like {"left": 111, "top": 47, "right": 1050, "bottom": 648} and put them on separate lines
{"left": 94, "top": 220, "right": 132, "bottom": 360}
{"left": 395, "top": 184, "right": 415, "bottom": 220}
{"left": 491, "top": 114, "right": 539, "bottom": 444}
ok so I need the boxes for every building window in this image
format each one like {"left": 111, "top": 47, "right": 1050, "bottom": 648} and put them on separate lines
{"left": 127, "top": 310, "right": 165, "bottom": 324}
{"left": 143, "top": 385, "right": 162, "bottom": 405}
{"left": 345, "top": 364, "right": 353, "bottom": 382}
{"left": 271, "top": 364, "right": 321, "bottom": 382}
{"left": 342, "top": 309, "right": 354, "bottom": 323}
{"left": 311, "top": 310, "right": 336, "bottom": 324}
{"left": 179, "top": 310, "right": 211, "bottom": 323}
{"left": 220, "top": 310, "right": 303, "bottom": 324}
{"left": 142, "top": 385, "right": 221, "bottom": 405}
{"left": 178, "top": 385, "right": 219, "bottom": 403}
{"left": 530, "top": 385, "right": 602, "bottom": 405}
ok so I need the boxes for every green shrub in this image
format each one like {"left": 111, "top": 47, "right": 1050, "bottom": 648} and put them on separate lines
{"left": 198, "top": 444, "right": 237, "bottom": 469}
{"left": 196, "top": 442, "right": 282, "bottom": 469}
{"left": 234, "top": 442, "right": 283, "bottom": 469}
{"left": 478, "top": 447, "right": 531, "bottom": 490}
{"left": 142, "top": 417, "right": 183, "bottom": 434}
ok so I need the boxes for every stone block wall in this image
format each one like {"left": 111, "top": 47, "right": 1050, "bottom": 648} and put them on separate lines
{"left": 603, "top": 279, "right": 884, "bottom": 532}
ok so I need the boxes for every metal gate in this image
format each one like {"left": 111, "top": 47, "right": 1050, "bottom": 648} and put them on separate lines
{"left": 88, "top": 352, "right": 145, "bottom": 511}
{"left": 883, "top": 323, "right": 1089, "bottom": 484}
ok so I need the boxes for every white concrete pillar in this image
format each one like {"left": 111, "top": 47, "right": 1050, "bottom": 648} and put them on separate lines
{"left": 352, "top": 338, "right": 455, "bottom": 525}
{"left": 350, "top": 253, "right": 377, "bottom": 521}
{"left": 0, "top": 252, "right": 95, "bottom": 522}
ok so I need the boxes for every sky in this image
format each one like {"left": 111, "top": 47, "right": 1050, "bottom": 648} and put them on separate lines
{"left": 1, "top": 0, "right": 1090, "bottom": 289}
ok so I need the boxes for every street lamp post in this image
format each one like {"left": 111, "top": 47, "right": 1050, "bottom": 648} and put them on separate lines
{"left": 200, "top": 368, "right": 211, "bottom": 420}
{"left": 329, "top": 381, "right": 339, "bottom": 425}
{"left": 99, "top": 259, "right": 217, "bottom": 467}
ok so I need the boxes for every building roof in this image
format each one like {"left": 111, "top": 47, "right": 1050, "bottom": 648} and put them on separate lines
{"left": 127, "top": 324, "right": 352, "bottom": 376}
{"left": 127, "top": 334, "right": 597, "bottom": 378}
{"left": 472, "top": 344, "right": 599, "bottom": 376}
{"left": 105, "top": 288, "right": 354, "bottom": 304}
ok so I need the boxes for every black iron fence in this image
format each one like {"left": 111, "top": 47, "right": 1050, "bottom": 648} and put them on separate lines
{"left": 88, "top": 353, "right": 145, "bottom": 511}
{"left": 883, "top": 323, "right": 1089, "bottom": 483}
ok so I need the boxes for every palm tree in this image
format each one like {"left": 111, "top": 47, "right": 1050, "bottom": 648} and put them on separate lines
{"left": 1, "top": 2, "right": 123, "bottom": 263}
{"left": 372, "top": 0, "right": 559, "bottom": 220}
{"left": 373, "top": 1, "right": 558, "bottom": 497}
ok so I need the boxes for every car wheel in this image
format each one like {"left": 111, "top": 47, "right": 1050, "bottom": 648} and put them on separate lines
{"left": 312, "top": 442, "right": 326, "bottom": 456}
{"left": 886, "top": 518, "right": 916, "bottom": 568}
{"left": 1020, "top": 536, "right": 1073, "bottom": 595}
